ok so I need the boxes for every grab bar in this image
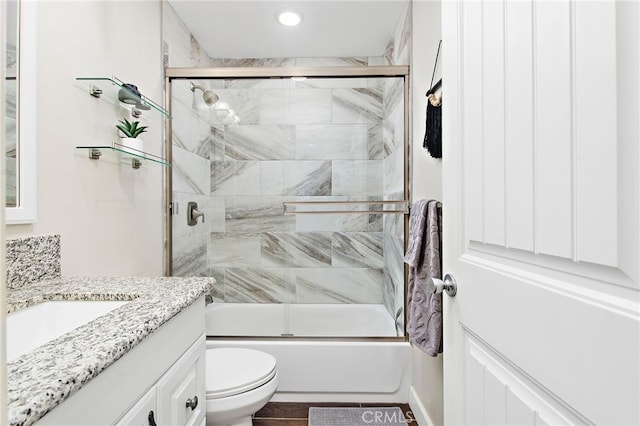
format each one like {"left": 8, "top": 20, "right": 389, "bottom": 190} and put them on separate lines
{"left": 283, "top": 200, "right": 409, "bottom": 215}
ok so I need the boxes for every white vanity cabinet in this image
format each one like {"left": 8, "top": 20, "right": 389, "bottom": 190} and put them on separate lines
{"left": 37, "top": 296, "right": 206, "bottom": 426}
{"left": 116, "top": 336, "right": 206, "bottom": 426}
{"left": 156, "top": 337, "right": 206, "bottom": 426}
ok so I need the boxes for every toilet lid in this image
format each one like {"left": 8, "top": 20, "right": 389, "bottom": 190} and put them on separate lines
{"left": 206, "top": 348, "right": 277, "bottom": 399}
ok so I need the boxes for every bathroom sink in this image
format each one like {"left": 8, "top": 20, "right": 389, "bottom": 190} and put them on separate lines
{"left": 6, "top": 300, "right": 130, "bottom": 361}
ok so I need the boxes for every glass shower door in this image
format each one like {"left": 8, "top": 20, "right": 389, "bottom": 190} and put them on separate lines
{"left": 169, "top": 71, "right": 407, "bottom": 338}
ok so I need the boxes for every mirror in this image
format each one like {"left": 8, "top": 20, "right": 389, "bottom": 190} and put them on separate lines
{"left": 5, "top": 0, "right": 18, "bottom": 208}
{"left": 5, "top": 0, "right": 36, "bottom": 224}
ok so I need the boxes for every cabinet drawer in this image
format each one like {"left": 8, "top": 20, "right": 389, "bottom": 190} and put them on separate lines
{"left": 157, "top": 336, "right": 206, "bottom": 426}
{"left": 115, "top": 387, "right": 157, "bottom": 426}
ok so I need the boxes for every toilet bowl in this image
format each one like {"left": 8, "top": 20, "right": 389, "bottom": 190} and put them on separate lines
{"left": 205, "top": 348, "right": 278, "bottom": 426}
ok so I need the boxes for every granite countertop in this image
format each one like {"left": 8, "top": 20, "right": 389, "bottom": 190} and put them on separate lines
{"left": 6, "top": 276, "right": 214, "bottom": 426}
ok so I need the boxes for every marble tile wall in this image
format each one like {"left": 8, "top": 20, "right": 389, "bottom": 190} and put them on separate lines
{"left": 163, "top": 8, "right": 221, "bottom": 301}
{"left": 169, "top": 74, "right": 397, "bottom": 306}
{"left": 170, "top": 79, "right": 216, "bottom": 283}
{"left": 384, "top": 1, "right": 412, "bottom": 66}
{"left": 162, "top": 3, "right": 219, "bottom": 69}
{"left": 383, "top": 0, "right": 412, "bottom": 334}
{"left": 163, "top": 3, "right": 411, "bottom": 324}
{"left": 203, "top": 74, "right": 392, "bottom": 305}
{"left": 6, "top": 235, "right": 61, "bottom": 289}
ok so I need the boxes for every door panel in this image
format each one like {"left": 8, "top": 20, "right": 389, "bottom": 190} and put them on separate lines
{"left": 481, "top": 0, "right": 506, "bottom": 247}
{"left": 461, "top": 0, "right": 484, "bottom": 245}
{"left": 574, "top": 2, "right": 618, "bottom": 267}
{"left": 534, "top": 0, "right": 574, "bottom": 260}
{"left": 464, "top": 331, "right": 577, "bottom": 425}
{"left": 505, "top": 0, "right": 535, "bottom": 253}
{"left": 443, "top": 1, "right": 639, "bottom": 424}
{"left": 156, "top": 337, "right": 206, "bottom": 426}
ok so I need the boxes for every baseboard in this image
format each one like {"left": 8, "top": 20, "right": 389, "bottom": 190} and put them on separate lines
{"left": 409, "top": 386, "right": 435, "bottom": 426}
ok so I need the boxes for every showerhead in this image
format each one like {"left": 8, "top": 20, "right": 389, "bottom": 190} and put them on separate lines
{"left": 190, "top": 82, "right": 219, "bottom": 106}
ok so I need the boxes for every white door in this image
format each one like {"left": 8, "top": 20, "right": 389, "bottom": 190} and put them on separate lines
{"left": 442, "top": 1, "right": 639, "bottom": 424}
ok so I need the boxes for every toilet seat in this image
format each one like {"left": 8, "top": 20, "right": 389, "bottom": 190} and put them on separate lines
{"left": 206, "top": 348, "right": 277, "bottom": 399}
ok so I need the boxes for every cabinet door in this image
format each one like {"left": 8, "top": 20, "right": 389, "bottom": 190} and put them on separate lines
{"left": 115, "top": 387, "right": 157, "bottom": 426}
{"left": 157, "top": 335, "right": 206, "bottom": 426}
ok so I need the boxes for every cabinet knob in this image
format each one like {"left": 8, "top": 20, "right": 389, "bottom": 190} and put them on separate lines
{"left": 148, "top": 410, "right": 157, "bottom": 426}
{"left": 186, "top": 396, "right": 199, "bottom": 410}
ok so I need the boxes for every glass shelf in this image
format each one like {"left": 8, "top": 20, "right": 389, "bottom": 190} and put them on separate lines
{"left": 76, "top": 143, "right": 171, "bottom": 169}
{"left": 76, "top": 76, "right": 172, "bottom": 118}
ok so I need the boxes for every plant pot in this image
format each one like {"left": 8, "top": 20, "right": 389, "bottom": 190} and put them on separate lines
{"left": 118, "top": 137, "right": 144, "bottom": 157}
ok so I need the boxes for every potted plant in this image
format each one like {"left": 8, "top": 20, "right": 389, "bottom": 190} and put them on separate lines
{"left": 116, "top": 118, "right": 148, "bottom": 155}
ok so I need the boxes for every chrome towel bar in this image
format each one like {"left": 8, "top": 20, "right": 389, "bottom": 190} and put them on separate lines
{"left": 283, "top": 200, "right": 409, "bottom": 215}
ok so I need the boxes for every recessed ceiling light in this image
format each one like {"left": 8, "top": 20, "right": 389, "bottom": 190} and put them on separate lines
{"left": 277, "top": 10, "right": 303, "bottom": 27}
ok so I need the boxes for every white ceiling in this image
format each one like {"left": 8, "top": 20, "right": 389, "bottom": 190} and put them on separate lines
{"left": 167, "top": 0, "right": 409, "bottom": 59}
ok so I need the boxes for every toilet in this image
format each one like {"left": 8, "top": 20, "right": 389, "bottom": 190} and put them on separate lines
{"left": 205, "top": 348, "right": 279, "bottom": 426}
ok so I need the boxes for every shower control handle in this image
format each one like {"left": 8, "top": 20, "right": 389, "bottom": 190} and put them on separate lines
{"left": 187, "top": 202, "right": 205, "bottom": 226}
{"left": 430, "top": 273, "right": 457, "bottom": 297}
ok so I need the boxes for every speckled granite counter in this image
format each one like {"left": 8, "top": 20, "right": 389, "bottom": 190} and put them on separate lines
{"left": 6, "top": 276, "right": 214, "bottom": 426}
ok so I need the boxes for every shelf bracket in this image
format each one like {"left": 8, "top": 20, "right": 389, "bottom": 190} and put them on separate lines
{"left": 89, "top": 85, "right": 103, "bottom": 98}
{"left": 88, "top": 148, "right": 102, "bottom": 160}
{"left": 132, "top": 158, "right": 142, "bottom": 169}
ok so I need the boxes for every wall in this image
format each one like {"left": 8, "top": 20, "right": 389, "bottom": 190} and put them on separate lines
{"left": 411, "top": 2, "right": 443, "bottom": 203}
{"left": 5, "top": 1, "right": 165, "bottom": 276}
{"left": 409, "top": 1, "right": 444, "bottom": 425}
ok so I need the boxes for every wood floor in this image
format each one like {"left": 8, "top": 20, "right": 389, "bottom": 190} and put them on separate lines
{"left": 253, "top": 402, "right": 416, "bottom": 425}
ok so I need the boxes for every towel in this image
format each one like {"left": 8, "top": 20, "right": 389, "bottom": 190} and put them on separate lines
{"left": 404, "top": 199, "right": 442, "bottom": 356}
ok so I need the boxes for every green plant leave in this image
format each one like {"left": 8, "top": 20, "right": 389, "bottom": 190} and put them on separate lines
{"left": 116, "top": 118, "right": 148, "bottom": 139}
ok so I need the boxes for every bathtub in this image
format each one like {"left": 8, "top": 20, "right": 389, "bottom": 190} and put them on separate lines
{"left": 205, "top": 303, "right": 412, "bottom": 402}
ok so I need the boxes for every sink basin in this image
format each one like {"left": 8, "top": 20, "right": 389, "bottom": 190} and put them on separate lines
{"left": 6, "top": 300, "right": 129, "bottom": 361}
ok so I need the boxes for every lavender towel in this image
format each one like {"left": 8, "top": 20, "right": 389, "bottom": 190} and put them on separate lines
{"left": 403, "top": 199, "right": 442, "bottom": 356}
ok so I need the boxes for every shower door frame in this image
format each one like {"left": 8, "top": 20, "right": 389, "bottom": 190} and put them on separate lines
{"left": 164, "top": 66, "right": 411, "bottom": 340}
